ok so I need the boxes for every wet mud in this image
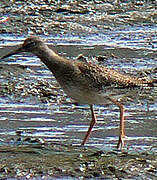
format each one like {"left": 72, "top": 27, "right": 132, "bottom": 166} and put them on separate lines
{"left": 0, "top": 0, "right": 157, "bottom": 35}
{"left": 0, "top": 143, "right": 156, "bottom": 179}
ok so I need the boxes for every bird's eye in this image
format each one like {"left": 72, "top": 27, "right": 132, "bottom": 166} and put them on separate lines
{"left": 29, "top": 41, "right": 36, "bottom": 46}
{"left": 24, "top": 41, "right": 36, "bottom": 48}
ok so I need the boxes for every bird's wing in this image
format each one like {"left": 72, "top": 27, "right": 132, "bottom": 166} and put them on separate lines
{"left": 77, "top": 62, "right": 155, "bottom": 88}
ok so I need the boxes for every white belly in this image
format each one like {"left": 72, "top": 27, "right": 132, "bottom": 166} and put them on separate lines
{"left": 62, "top": 85, "right": 142, "bottom": 105}
{"left": 62, "top": 86, "right": 111, "bottom": 105}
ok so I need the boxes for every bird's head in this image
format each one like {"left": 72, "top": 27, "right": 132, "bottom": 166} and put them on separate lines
{"left": 1, "top": 36, "right": 45, "bottom": 59}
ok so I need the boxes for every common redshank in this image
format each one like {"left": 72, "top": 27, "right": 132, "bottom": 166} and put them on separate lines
{"left": 1, "top": 36, "right": 156, "bottom": 149}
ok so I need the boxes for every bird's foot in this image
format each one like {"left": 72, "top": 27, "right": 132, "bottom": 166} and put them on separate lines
{"left": 117, "top": 135, "right": 125, "bottom": 150}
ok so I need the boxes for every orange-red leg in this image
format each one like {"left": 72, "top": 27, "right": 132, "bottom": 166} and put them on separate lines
{"left": 81, "top": 105, "right": 96, "bottom": 145}
{"left": 109, "top": 98, "right": 125, "bottom": 150}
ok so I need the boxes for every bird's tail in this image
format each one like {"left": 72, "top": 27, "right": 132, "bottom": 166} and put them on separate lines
{"left": 142, "top": 78, "right": 157, "bottom": 87}
{"left": 152, "top": 79, "right": 157, "bottom": 87}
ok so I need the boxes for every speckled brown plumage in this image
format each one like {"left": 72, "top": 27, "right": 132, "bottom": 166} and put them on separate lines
{"left": 77, "top": 61, "right": 155, "bottom": 88}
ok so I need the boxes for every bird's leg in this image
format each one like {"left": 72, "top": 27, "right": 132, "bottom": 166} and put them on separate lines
{"left": 81, "top": 105, "right": 96, "bottom": 145}
{"left": 109, "top": 98, "right": 125, "bottom": 150}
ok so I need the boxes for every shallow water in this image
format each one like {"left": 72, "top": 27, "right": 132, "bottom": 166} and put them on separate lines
{"left": 0, "top": 28, "right": 157, "bottom": 152}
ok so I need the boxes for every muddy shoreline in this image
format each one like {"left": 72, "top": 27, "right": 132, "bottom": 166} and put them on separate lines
{"left": 0, "top": 143, "right": 156, "bottom": 179}
{"left": 1, "top": 0, "right": 157, "bottom": 35}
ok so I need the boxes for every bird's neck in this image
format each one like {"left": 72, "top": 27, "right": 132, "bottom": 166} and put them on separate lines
{"left": 35, "top": 45, "right": 73, "bottom": 75}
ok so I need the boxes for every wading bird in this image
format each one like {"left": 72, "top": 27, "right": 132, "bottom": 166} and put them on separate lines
{"left": 1, "top": 36, "right": 156, "bottom": 149}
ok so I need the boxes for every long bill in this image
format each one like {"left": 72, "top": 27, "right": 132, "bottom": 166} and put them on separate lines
{"left": 1, "top": 46, "right": 24, "bottom": 59}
